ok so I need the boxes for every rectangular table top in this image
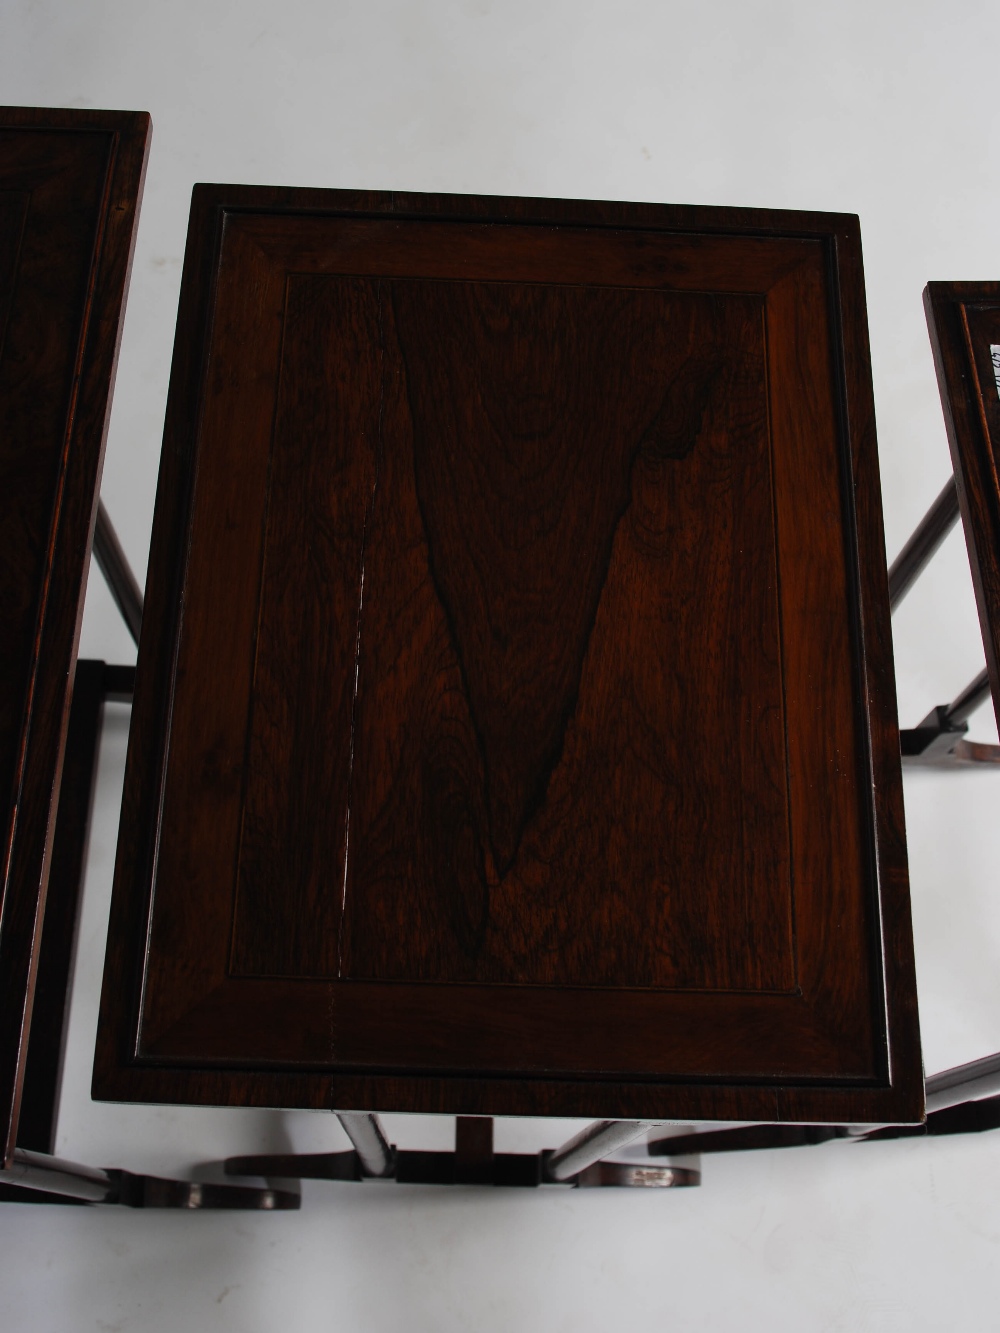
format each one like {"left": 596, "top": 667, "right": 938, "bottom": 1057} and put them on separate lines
{"left": 0, "top": 107, "right": 149, "bottom": 1160}
{"left": 925, "top": 282, "right": 1000, "bottom": 745}
{"left": 96, "top": 188, "right": 922, "bottom": 1124}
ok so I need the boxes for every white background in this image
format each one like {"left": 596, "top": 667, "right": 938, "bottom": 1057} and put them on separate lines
{"left": 3, "top": 1, "right": 1000, "bottom": 1327}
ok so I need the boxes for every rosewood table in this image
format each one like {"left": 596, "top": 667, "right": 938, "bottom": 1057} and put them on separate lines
{"left": 0, "top": 107, "right": 149, "bottom": 1199}
{"left": 0, "top": 109, "right": 297, "bottom": 1207}
{"left": 874, "top": 284, "right": 1000, "bottom": 767}
{"left": 94, "top": 188, "right": 924, "bottom": 1174}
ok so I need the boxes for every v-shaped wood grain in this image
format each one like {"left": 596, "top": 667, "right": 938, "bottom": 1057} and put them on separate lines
{"left": 394, "top": 279, "right": 724, "bottom": 874}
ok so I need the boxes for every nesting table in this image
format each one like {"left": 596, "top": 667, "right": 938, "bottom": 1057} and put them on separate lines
{"left": 93, "top": 188, "right": 923, "bottom": 1132}
{"left": 0, "top": 106, "right": 149, "bottom": 1184}
{"left": 0, "top": 109, "right": 297, "bottom": 1206}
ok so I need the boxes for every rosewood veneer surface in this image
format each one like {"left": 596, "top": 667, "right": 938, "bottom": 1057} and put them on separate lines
{"left": 0, "top": 107, "right": 150, "bottom": 1160}
{"left": 95, "top": 188, "right": 922, "bottom": 1124}
{"left": 925, "top": 283, "right": 1000, "bottom": 738}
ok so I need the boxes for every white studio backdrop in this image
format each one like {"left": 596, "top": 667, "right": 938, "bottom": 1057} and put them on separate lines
{"left": 2, "top": 1, "right": 1000, "bottom": 1328}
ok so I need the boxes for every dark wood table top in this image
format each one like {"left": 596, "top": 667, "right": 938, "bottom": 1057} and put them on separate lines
{"left": 0, "top": 107, "right": 150, "bottom": 1161}
{"left": 925, "top": 282, "right": 1000, "bottom": 740}
{"left": 95, "top": 188, "right": 923, "bottom": 1124}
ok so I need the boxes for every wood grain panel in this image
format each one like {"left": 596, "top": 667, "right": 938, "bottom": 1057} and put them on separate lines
{"left": 230, "top": 276, "right": 380, "bottom": 977}
{"left": 342, "top": 279, "right": 792, "bottom": 989}
{"left": 0, "top": 108, "right": 150, "bottom": 1161}
{"left": 0, "top": 134, "right": 109, "bottom": 832}
{"left": 95, "top": 189, "right": 922, "bottom": 1125}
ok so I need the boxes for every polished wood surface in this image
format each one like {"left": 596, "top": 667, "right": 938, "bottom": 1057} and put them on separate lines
{"left": 924, "top": 283, "right": 1000, "bottom": 737}
{"left": 16, "top": 662, "right": 107, "bottom": 1155}
{"left": 96, "top": 189, "right": 922, "bottom": 1124}
{"left": 0, "top": 108, "right": 150, "bottom": 1162}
